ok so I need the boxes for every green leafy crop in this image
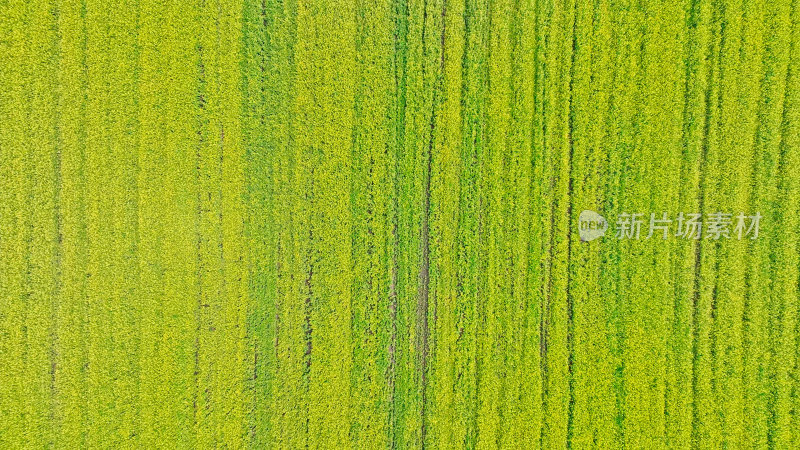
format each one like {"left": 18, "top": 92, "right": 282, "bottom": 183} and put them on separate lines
{"left": 1, "top": 0, "right": 798, "bottom": 447}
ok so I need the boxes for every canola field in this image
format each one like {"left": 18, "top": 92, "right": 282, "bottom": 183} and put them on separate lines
{"left": 1, "top": 0, "right": 799, "bottom": 447}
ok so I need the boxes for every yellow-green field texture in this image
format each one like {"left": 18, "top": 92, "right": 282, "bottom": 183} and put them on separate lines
{"left": 1, "top": 0, "right": 799, "bottom": 447}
